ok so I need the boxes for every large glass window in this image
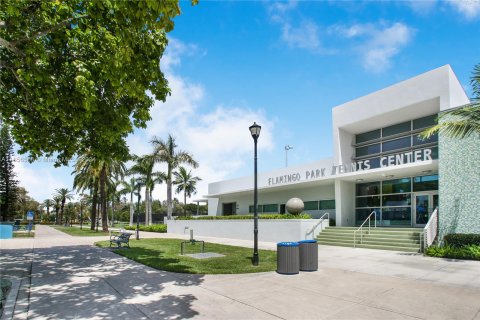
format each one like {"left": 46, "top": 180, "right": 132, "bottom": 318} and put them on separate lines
{"left": 304, "top": 201, "right": 318, "bottom": 210}
{"left": 356, "top": 129, "right": 380, "bottom": 144}
{"left": 382, "top": 207, "right": 411, "bottom": 226}
{"left": 413, "top": 175, "right": 438, "bottom": 192}
{"left": 355, "top": 114, "right": 438, "bottom": 165}
{"left": 382, "top": 178, "right": 411, "bottom": 194}
{"left": 356, "top": 182, "right": 380, "bottom": 196}
{"left": 413, "top": 114, "right": 437, "bottom": 130}
{"left": 355, "top": 208, "right": 379, "bottom": 225}
{"left": 382, "top": 136, "right": 411, "bottom": 152}
{"left": 319, "top": 200, "right": 335, "bottom": 210}
{"left": 382, "top": 194, "right": 411, "bottom": 206}
{"left": 413, "top": 133, "right": 438, "bottom": 146}
{"left": 356, "top": 144, "right": 380, "bottom": 157}
{"left": 262, "top": 204, "right": 278, "bottom": 213}
{"left": 356, "top": 196, "right": 380, "bottom": 207}
{"left": 382, "top": 121, "right": 411, "bottom": 137}
{"left": 356, "top": 175, "right": 438, "bottom": 226}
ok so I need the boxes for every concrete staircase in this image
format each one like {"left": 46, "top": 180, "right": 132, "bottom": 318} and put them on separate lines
{"left": 316, "top": 227, "right": 423, "bottom": 252}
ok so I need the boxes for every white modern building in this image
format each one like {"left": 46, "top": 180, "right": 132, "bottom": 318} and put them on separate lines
{"left": 205, "top": 65, "right": 479, "bottom": 240}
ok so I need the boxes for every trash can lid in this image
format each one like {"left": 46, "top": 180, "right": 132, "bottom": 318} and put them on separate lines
{"left": 277, "top": 242, "right": 299, "bottom": 247}
{"left": 299, "top": 239, "right": 317, "bottom": 243}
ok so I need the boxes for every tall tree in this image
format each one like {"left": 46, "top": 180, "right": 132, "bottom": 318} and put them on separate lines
{"left": 152, "top": 135, "right": 198, "bottom": 220}
{"left": 55, "top": 188, "right": 73, "bottom": 225}
{"left": 128, "top": 155, "right": 164, "bottom": 225}
{"left": 73, "top": 153, "right": 125, "bottom": 231}
{"left": 120, "top": 177, "right": 139, "bottom": 226}
{"left": 0, "top": 123, "right": 18, "bottom": 221}
{"left": 53, "top": 195, "right": 61, "bottom": 224}
{"left": 1, "top": 1, "right": 197, "bottom": 165}
{"left": 42, "top": 199, "right": 53, "bottom": 222}
{"left": 173, "top": 166, "right": 202, "bottom": 216}
{"left": 422, "top": 63, "right": 480, "bottom": 139}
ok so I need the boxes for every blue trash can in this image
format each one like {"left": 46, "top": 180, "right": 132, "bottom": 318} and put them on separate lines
{"left": 277, "top": 242, "right": 300, "bottom": 274}
{"left": 299, "top": 239, "right": 318, "bottom": 271}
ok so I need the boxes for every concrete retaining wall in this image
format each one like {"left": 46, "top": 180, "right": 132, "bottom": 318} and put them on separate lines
{"left": 166, "top": 219, "right": 327, "bottom": 243}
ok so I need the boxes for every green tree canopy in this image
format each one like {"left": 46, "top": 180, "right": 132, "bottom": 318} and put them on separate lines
{"left": 0, "top": 0, "right": 196, "bottom": 165}
{"left": 422, "top": 63, "right": 480, "bottom": 139}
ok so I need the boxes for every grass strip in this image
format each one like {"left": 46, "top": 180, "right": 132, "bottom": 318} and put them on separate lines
{"left": 96, "top": 238, "right": 277, "bottom": 274}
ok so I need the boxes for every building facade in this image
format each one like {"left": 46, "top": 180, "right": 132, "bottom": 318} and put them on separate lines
{"left": 206, "top": 65, "right": 480, "bottom": 239}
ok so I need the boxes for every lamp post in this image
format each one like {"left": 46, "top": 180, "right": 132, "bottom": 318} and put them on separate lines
{"left": 249, "top": 122, "right": 261, "bottom": 266}
{"left": 285, "top": 145, "right": 293, "bottom": 167}
{"left": 136, "top": 183, "right": 141, "bottom": 240}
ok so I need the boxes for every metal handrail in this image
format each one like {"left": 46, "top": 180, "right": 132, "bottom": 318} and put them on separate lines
{"left": 353, "top": 211, "right": 377, "bottom": 248}
{"left": 305, "top": 212, "right": 330, "bottom": 238}
{"left": 422, "top": 207, "right": 439, "bottom": 252}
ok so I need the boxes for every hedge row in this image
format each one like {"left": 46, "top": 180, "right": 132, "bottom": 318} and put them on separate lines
{"left": 176, "top": 213, "right": 311, "bottom": 220}
{"left": 444, "top": 233, "right": 480, "bottom": 247}
{"left": 124, "top": 224, "right": 167, "bottom": 233}
{"left": 425, "top": 244, "right": 480, "bottom": 261}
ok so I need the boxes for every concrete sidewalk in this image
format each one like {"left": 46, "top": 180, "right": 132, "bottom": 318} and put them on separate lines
{"left": 1, "top": 225, "right": 480, "bottom": 319}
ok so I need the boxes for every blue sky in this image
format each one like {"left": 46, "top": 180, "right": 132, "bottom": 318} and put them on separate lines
{"left": 15, "top": 0, "right": 480, "bottom": 203}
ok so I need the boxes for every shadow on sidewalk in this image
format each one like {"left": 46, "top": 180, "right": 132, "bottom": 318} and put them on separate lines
{"left": 1, "top": 245, "right": 204, "bottom": 319}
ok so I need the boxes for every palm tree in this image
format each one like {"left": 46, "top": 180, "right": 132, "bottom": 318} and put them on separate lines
{"left": 422, "top": 63, "right": 480, "bottom": 139}
{"left": 152, "top": 134, "right": 198, "bottom": 220}
{"left": 73, "top": 153, "right": 126, "bottom": 231}
{"left": 42, "top": 199, "right": 52, "bottom": 221}
{"left": 173, "top": 166, "right": 202, "bottom": 216}
{"left": 53, "top": 195, "right": 61, "bottom": 225}
{"left": 120, "top": 177, "right": 139, "bottom": 226}
{"left": 54, "top": 188, "right": 73, "bottom": 225}
{"left": 128, "top": 155, "right": 165, "bottom": 225}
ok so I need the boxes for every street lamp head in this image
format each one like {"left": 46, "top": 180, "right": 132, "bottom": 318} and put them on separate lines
{"left": 285, "top": 145, "right": 293, "bottom": 151}
{"left": 249, "top": 122, "right": 261, "bottom": 139}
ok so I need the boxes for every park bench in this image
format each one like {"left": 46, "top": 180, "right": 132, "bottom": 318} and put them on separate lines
{"left": 109, "top": 232, "right": 132, "bottom": 248}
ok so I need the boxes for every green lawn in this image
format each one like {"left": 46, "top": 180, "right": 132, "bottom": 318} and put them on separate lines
{"left": 54, "top": 226, "right": 110, "bottom": 237}
{"left": 13, "top": 232, "right": 35, "bottom": 238}
{"left": 96, "top": 238, "right": 277, "bottom": 274}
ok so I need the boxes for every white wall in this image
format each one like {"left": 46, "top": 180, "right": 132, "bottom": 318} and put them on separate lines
{"left": 167, "top": 219, "right": 328, "bottom": 243}
{"left": 210, "top": 183, "right": 335, "bottom": 216}
{"left": 335, "top": 180, "right": 355, "bottom": 226}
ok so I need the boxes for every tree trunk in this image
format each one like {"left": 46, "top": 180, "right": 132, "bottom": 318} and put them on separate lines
{"left": 100, "top": 166, "right": 108, "bottom": 232}
{"left": 90, "top": 186, "right": 97, "bottom": 231}
{"left": 55, "top": 208, "right": 59, "bottom": 225}
{"left": 60, "top": 199, "right": 65, "bottom": 225}
{"left": 184, "top": 191, "right": 187, "bottom": 216}
{"left": 144, "top": 187, "right": 149, "bottom": 225}
{"left": 149, "top": 189, "right": 153, "bottom": 225}
{"left": 129, "top": 192, "right": 134, "bottom": 226}
{"left": 111, "top": 195, "right": 115, "bottom": 227}
{"left": 167, "top": 166, "right": 173, "bottom": 220}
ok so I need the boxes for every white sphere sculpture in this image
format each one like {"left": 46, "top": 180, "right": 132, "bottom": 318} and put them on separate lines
{"left": 285, "top": 198, "right": 304, "bottom": 214}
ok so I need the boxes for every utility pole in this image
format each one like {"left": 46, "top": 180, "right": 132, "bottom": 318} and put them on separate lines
{"left": 285, "top": 145, "right": 293, "bottom": 167}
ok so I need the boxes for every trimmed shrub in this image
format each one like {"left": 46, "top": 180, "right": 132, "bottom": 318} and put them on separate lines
{"left": 425, "top": 244, "right": 480, "bottom": 261}
{"left": 444, "top": 233, "right": 480, "bottom": 247}
{"left": 176, "top": 213, "right": 312, "bottom": 220}
{"left": 124, "top": 224, "right": 167, "bottom": 233}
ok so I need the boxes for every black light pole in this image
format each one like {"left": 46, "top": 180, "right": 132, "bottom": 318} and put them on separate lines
{"left": 136, "top": 184, "right": 141, "bottom": 240}
{"left": 249, "top": 122, "right": 261, "bottom": 266}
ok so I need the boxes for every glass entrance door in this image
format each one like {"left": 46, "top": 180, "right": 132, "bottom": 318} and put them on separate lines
{"left": 413, "top": 192, "right": 438, "bottom": 227}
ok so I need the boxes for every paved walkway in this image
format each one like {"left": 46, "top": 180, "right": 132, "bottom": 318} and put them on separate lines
{"left": 1, "top": 225, "right": 480, "bottom": 319}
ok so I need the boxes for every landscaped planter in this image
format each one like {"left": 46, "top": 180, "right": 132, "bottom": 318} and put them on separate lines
{"left": 166, "top": 219, "right": 328, "bottom": 243}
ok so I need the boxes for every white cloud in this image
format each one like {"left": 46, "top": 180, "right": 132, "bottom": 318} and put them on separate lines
{"left": 449, "top": 0, "right": 480, "bottom": 20}
{"left": 363, "top": 23, "right": 414, "bottom": 73}
{"left": 127, "top": 38, "right": 276, "bottom": 201}
{"left": 281, "top": 21, "right": 321, "bottom": 52}
{"left": 334, "top": 22, "right": 415, "bottom": 73}
{"left": 267, "top": 0, "right": 298, "bottom": 23}
{"left": 13, "top": 159, "right": 73, "bottom": 201}
{"left": 406, "top": 0, "right": 437, "bottom": 15}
